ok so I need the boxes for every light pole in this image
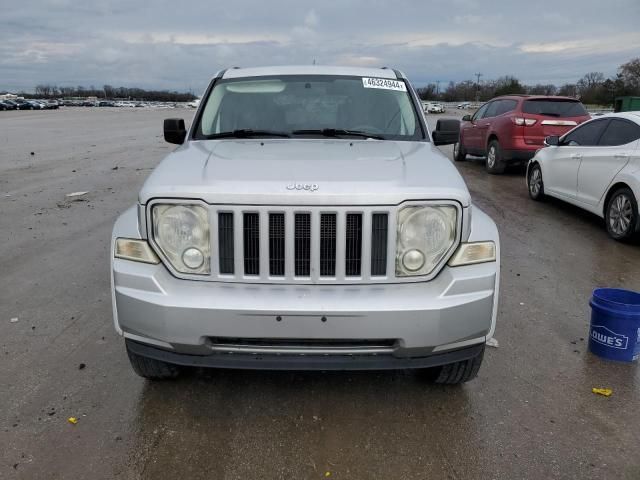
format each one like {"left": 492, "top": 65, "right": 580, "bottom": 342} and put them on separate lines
{"left": 475, "top": 73, "right": 483, "bottom": 103}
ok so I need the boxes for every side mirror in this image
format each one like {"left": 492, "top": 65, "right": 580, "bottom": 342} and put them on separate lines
{"left": 164, "top": 118, "right": 187, "bottom": 144}
{"left": 544, "top": 135, "right": 560, "bottom": 147}
{"left": 461, "top": 114, "right": 471, "bottom": 122}
{"left": 432, "top": 119, "right": 460, "bottom": 146}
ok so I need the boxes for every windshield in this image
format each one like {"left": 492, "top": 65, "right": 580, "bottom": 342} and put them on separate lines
{"left": 522, "top": 99, "right": 588, "bottom": 117}
{"left": 194, "top": 75, "right": 424, "bottom": 141}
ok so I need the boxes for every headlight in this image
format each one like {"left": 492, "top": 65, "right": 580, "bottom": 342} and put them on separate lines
{"left": 152, "top": 204, "right": 210, "bottom": 274}
{"left": 396, "top": 205, "right": 457, "bottom": 276}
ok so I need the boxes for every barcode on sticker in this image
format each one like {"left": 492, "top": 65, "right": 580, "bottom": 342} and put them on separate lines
{"left": 362, "top": 77, "right": 407, "bottom": 91}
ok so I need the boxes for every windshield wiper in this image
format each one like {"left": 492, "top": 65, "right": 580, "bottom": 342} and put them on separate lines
{"left": 292, "top": 128, "right": 384, "bottom": 140}
{"left": 204, "top": 129, "right": 291, "bottom": 139}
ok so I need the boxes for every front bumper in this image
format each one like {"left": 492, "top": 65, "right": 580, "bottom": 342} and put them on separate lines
{"left": 111, "top": 205, "right": 500, "bottom": 368}
{"left": 126, "top": 338, "right": 485, "bottom": 370}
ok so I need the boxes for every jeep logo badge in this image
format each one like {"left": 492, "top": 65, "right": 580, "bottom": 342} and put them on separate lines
{"left": 287, "top": 183, "right": 319, "bottom": 192}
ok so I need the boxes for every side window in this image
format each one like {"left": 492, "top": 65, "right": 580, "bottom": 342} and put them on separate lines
{"left": 563, "top": 120, "right": 608, "bottom": 147}
{"left": 598, "top": 119, "right": 640, "bottom": 147}
{"left": 483, "top": 101, "right": 499, "bottom": 119}
{"left": 496, "top": 99, "right": 517, "bottom": 116}
{"left": 472, "top": 103, "right": 488, "bottom": 121}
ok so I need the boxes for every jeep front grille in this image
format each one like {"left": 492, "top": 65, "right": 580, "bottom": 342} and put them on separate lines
{"left": 210, "top": 206, "right": 396, "bottom": 284}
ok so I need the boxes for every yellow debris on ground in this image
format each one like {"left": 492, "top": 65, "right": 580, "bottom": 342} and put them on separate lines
{"left": 67, "top": 417, "right": 78, "bottom": 424}
{"left": 592, "top": 388, "right": 613, "bottom": 397}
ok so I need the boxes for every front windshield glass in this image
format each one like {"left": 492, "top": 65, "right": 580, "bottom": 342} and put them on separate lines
{"left": 194, "top": 75, "right": 424, "bottom": 141}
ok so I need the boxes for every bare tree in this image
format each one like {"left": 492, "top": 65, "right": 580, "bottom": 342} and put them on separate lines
{"left": 618, "top": 58, "right": 640, "bottom": 92}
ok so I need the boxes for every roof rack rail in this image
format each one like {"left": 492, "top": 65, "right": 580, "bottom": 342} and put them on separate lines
{"left": 379, "top": 67, "right": 401, "bottom": 79}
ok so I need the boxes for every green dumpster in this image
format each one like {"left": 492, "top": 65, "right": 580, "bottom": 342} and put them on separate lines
{"left": 614, "top": 96, "right": 640, "bottom": 112}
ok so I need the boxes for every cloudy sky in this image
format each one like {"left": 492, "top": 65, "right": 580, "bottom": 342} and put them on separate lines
{"left": 2, "top": 0, "right": 639, "bottom": 93}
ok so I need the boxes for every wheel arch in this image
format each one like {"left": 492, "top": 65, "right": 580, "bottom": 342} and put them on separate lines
{"left": 603, "top": 182, "right": 633, "bottom": 217}
{"left": 526, "top": 159, "right": 541, "bottom": 180}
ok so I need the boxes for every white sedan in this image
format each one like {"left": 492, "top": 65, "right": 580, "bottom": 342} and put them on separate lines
{"left": 425, "top": 102, "right": 444, "bottom": 114}
{"left": 527, "top": 112, "right": 640, "bottom": 241}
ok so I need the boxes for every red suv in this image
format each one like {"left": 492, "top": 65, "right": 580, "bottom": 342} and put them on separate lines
{"left": 454, "top": 95, "right": 590, "bottom": 174}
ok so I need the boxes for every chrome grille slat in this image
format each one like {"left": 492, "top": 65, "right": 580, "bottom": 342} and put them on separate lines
{"left": 310, "top": 210, "right": 321, "bottom": 281}
{"left": 259, "top": 212, "right": 270, "bottom": 279}
{"left": 360, "top": 212, "right": 372, "bottom": 279}
{"left": 284, "top": 210, "right": 296, "bottom": 279}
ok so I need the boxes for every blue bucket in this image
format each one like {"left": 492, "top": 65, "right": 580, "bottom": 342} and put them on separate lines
{"left": 589, "top": 288, "right": 640, "bottom": 362}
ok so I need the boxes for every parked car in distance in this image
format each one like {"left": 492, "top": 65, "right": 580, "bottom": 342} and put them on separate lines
{"left": 45, "top": 100, "right": 59, "bottom": 109}
{"left": 111, "top": 65, "right": 500, "bottom": 383}
{"left": 98, "top": 100, "right": 116, "bottom": 107}
{"left": 527, "top": 112, "right": 640, "bottom": 241}
{"left": 1, "top": 100, "right": 19, "bottom": 110}
{"left": 457, "top": 102, "right": 471, "bottom": 109}
{"left": 14, "top": 100, "right": 30, "bottom": 110}
{"left": 455, "top": 95, "right": 591, "bottom": 174}
{"left": 0, "top": 100, "right": 15, "bottom": 110}
{"left": 16, "top": 100, "right": 43, "bottom": 110}
{"left": 425, "top": 102, "right": 445, "bottom": 114}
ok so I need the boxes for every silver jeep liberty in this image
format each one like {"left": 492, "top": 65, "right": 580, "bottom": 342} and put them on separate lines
{"left": 111, "top": 66, "right": 500, "bottom": 383}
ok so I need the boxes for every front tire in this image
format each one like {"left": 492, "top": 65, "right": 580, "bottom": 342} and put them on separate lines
{"left": 605, "top": 187, "right": 638, "bottom": 242}
{"left": 126, "top": 343, "right": 182, "bottom": 380}
{"left": 453, "top": 142, "right": 467, "bottom": 162}
{"left": 486, "top": 140, "right": 506, "bottom": 174}
{"left": 528, "top": 163, "right": 545, "bottom": 201}
{"left": 424, "top": 346, "right": 484, "bottom": 384}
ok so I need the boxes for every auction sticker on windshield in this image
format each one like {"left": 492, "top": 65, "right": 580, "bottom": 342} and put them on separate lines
{"left": 362, "top": 77, "right": 407, "bottom": 92}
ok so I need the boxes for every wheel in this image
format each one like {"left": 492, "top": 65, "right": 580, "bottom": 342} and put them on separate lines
{"left": 423, "top": 346, "right": 484, "bottom": 384}
{"left": 605, "top": 187, "right": 638, "bottom": 242}
{"left": 453, "top": 142, "right": 467, "bottom": 162}
{"left": 528, "top": 163, "right": 545, "bottom": 201}
{"left": 126, "top": 343, "right": 181, "bottom": 380}
{"left": 486, "top": 140, "right": 506, "bottom": 174}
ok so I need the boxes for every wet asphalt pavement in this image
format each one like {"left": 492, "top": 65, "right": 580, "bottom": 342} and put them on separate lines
{"left": 1, "top": 108, "right": 639, "bottom": 480}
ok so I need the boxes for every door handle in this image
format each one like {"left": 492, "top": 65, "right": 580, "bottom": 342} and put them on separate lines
{"left": 614, "top": 153, "right": 629, "bottom": 159}
{"left": 570, "top": 154, "right": 582, "bottom": 159}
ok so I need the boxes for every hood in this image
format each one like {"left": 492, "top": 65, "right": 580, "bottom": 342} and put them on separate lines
{"left": 139, "top": 139, "right": 471, "bottom": 207}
